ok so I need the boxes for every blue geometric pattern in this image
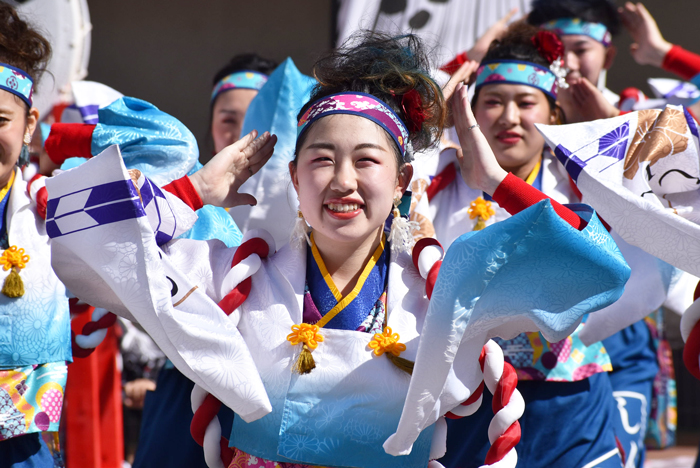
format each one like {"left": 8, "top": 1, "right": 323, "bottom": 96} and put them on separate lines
{"left": 598, "top": 122, "right": 630, "bottom": 161}
{"left": 46, "top": 180, "right": 145, "bottom": 239}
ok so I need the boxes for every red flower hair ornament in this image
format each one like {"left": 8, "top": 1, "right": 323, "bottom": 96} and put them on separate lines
{"left": 532, "top": 30, "right": 569, "bottom": 91}
{"left": 401, "top": 89, "right": 427, "bottom": 134}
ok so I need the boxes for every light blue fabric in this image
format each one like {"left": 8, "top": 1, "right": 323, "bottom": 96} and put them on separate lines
{"left": 0, "top": 287, "right": 71, "bottom": 369}
{"left": 691, "top": 72, "right": 700, "bottom": 95}
{"left": 177, "top": 161, "right": 242, "bottom": 247}
{"left": 90, "top": 97, "right": 199, "bottom": 186}
{"left": 240, "top": 58, "right": 315, "bottom": 172}
{"left": 429, "top": 200, "right": 630, "bottom": 346}
{"left": 55, "top": 96, "right": 242, "bottom": 247}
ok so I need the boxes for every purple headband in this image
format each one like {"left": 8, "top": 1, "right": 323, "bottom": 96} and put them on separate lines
{"left": 0, "top": 63, "right": 33, "bottom": 107}
{"left": 297, "top": 92, "right": 410, "bottom": 159}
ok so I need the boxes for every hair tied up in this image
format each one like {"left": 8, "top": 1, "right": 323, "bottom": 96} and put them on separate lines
{"left": 531, "top": 30, "right": 564, "bottom": 64}
{"left": 401, "top": 89, "right": 427, "bottom": 133}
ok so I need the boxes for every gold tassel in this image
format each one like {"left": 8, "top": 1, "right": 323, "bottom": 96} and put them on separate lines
{"left": 2, "top": 267, "right": 24, "bottom": 298}
{"left": 387, "top": 353, "right": 415, "bottom": 375}
{"left": 292, "top": 344, "right": 316, "bottom": 374}
{"left": 473, "top": 217, "right": 486, "bottom": 231}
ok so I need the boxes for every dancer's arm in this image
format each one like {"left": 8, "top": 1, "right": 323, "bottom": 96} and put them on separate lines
{"left": 451, "top": 82, "right": 587, "bottom": 230}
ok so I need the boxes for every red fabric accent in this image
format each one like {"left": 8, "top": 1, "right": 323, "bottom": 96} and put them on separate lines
{"left": 485, "top": 422, "right": 522, "bottom": 465}
{"left": 426, "top": 163, "right": 457, "bottom": 202}
{"left": 220, "top": 438, "right": 235, "bottom": 467}
{"left": 662, "top": 45, "right": 700, "bottom": 81}
{"left": 34, "top": 186, "right": 47, "bottom": 220}
{"left": 440, "top": 51, "right": 469, "bottom": 75}
{"left": 81, "top": 312, "right": 118, "bottom": 337}
{"left": 491, "top": 362, "right": 517, "bottom": 413}
{"left": 445, "top": 380, "right": 485, "bottom": 419}
{"left": 464, "top": 381, "right": 485, "bottom": 406}
{"left": 615, "top": 435, "right": 627, "bottom": 465}
{"left": 162, "top": 176, "right": 204, "bottom": 211}
{"left": 66, "top": 306, "right": 123, "bottom": 468}
{"left": 425, "top": 260, "right": 442, "bottom": 300}
{"left": 44, "top": 123, "right": 95, "bottom": 165}
{"left": 231, "top": 237, "right": 270, "bottom": 265}
{"left": 190, "top": 393, "right": 222, "bottom": 446}
{"left": 218, "top": 237, "right": 272, "bottom": 314}
{"left": 219, "top": 279, "right": 252, "bottom": 315}
{"left": 693, "top": 280, "right": 700, "bottom": 301}
{"left": 483, "top": 361, "right": 521, "bottom": 465}
{"left": 26, "top": 173, "right": 43, "bottom": 197}
{"left": 68, "top": 297, "right": 92, "bottom": 315}
{"left": 71, "top": 331, "right": 94, "bottom": 359}
{"left": 492, "top": 173, "right": 586, "bottom": 230}
{"left": 683, "top": 319, "right": 700, "bottom": 380}
{"left": 193, "top": 235, "right": 274, "bottom": 462}
{"left": 412, "top": 237, "right": 442, "bottom": 271}
{"left": 619, "top": 87, "right": 644, "bottom": 104}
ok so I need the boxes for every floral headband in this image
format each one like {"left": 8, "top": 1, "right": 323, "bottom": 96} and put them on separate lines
{"left": 541, "top": 18, "right": 612, "bottom": 47}
{"left": 297, "top": 92, "right": 412, "bottom": 161}
{"left": 211, "top": 70, "right": 268, "bottom": 102}
{"left": 475, "top": 31, "right": 569, "bottom": 98}
{"left": 0, "top": 63, "right": 33, "bottom": 107}
{"left": 475, "top": 60, "right": 561, "bottom": 99}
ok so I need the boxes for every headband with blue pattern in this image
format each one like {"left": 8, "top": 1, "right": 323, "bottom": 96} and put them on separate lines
{"left": 475, "top": 60, "right": 559, "bottom": 99}
{"left": 541, "top": 18, "right": 612, "bottom": 47}
{"left": 0, "top": 63, "right": 33, "bottom": 106}
{"left": 211, "top": 70, "right": 268, "bottom": 102}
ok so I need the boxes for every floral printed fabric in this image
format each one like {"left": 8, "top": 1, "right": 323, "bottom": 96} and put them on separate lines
{"left": 297, "top": 92, "right": 409, "bottom": 156}
{"left": 229, "top": 448, "right": 330, "bottom": 468}
{"left": 0, "top": 362, "right": 67, "bottom": 440}
{"left": 494, "top": 323, "right": 612, "bottom": 382}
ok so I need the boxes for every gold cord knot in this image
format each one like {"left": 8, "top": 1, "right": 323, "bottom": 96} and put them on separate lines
{"left": 468, "top": 197, "right": 495, "bottom": 231}
{"left": 368, "top": 326, "right": 406, "bottom": 357}
{"left": 0, "top": 246, "right": 29, "bottom": 270}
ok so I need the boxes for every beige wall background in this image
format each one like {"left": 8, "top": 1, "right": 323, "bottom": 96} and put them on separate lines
{"left": 86, "top": 0, "right": 698, "bottom": 159}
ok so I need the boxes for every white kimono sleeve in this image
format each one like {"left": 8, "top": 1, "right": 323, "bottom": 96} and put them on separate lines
{"left": 47, "top": 146, "right": 272, "bottom": 422}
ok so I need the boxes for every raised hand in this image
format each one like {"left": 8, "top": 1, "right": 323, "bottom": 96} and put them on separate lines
{"left": 189, "top": 130, "right": 277, "bottom": 208}
{"left": 443, "top": 60, "right": 480, "bottom": 127}
{"left": 559, "top": 77, "right": 620, "bottom": 122}
{"left": 619, "top": 2, "right": 672, "bottom": 67}
{"left": 468, "top": 7, "right": 519, "bottom": 63}
{"left": 451, "top": 83, "right": 507, "bottom": 195}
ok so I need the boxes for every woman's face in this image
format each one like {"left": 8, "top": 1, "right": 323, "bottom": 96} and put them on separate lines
{"left": 474, "top": 84, "right": 554, "bottom": 174}
{"left": 211, "top": 88, "right": 258, "bottom": 153}
{"left": 291, "top": 114, "right": 410, "bottom": 247}
{"left": 0, "top": 91, "right": 36, "bottom": 186}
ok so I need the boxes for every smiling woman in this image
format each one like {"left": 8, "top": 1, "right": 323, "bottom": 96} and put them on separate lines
{"left": 0, "top": 4, "right": 73, "bottom": 468}
{"left": 48, "top": 30, "right": 630, "bottom": 468}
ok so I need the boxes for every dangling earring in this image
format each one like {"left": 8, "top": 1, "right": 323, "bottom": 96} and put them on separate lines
{"left": 290, "top": 208, "right": 311, "bottom": 248}
{"left": 389, "top": 195, "right": 418, "bottom": 255}
{"left": 18, "top": 133, "right": 30, "bottom": 167}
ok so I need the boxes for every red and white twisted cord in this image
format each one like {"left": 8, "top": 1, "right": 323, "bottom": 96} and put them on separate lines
{"left": 70, "top": 302, "right": 118, "bottom": 359}
{"left": 413, "top": 238, "right": 523, "bottom": 468}
{"left": 190, "top": 230, "right": 274, "bottom": 468}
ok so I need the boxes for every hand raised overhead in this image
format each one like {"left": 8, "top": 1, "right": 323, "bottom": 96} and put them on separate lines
{"left": 189, "top": 130, "right": 277, "bottom": 208}
{"left": 451, "top": 83, "right": 507, "bottom": 195}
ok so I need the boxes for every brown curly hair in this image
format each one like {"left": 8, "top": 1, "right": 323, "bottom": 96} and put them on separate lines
{"left": 0, "top": 3, "right": 52, "bottom": 97}
{"left": 295, "top": 31, "right": 446, "bottom": 166}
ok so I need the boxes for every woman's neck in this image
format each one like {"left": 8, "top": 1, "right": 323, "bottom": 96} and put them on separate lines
{"left": 504, "top": 152, "right": 541, "bottom": 182}
{"left": 311, "top": 228, "right": 384, "bottom": 297}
